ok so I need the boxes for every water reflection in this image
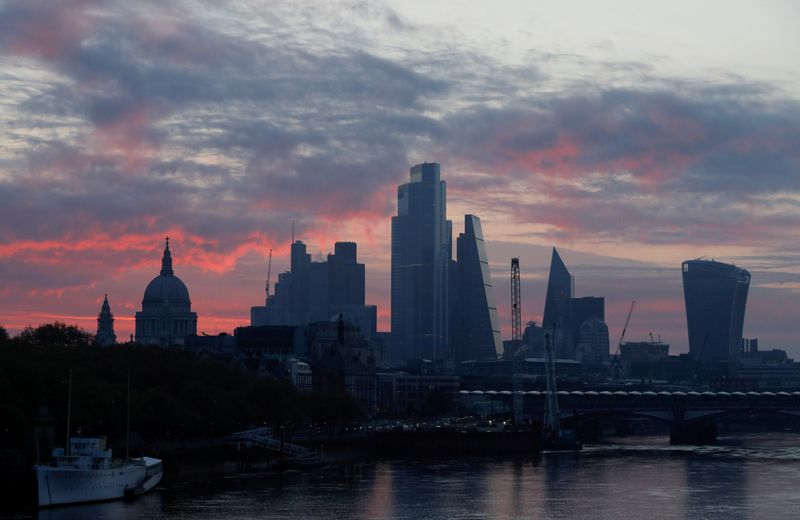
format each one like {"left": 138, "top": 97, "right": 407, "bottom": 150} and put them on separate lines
{"left": 20, "top": 436, "right": 800, "bottom": 520}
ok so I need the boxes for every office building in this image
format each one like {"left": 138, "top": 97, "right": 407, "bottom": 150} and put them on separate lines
{"left": 682, "top": 259, "right": 750, "bottom": 361}
{"left": 542, "top": 247, "right": 574, "bottom": 358}
{"left": 391, "top": 163, "right": 452, "bottom": 362}
{"left": 450, "top": 214, "right": 502, "bottom": 361}
{"left": 251, "top": 240, "right": 377, "bottom": 338}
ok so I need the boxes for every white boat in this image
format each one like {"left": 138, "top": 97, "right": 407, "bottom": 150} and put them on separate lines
{"left": 35, "top": 437, "right": 163, "bottom": 507}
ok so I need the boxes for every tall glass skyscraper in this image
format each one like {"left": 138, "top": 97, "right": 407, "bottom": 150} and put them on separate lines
{"left": 450, "top": 215, "right": 502, "bottom": 361}
{"left": 682, "top": 259, "right": 750, "bottom": 361}
{"left": 542, "top": 247, "right": 574, "bottom": 358}
{"left": 391, "top": 163, "right": 452, "bottom": 362}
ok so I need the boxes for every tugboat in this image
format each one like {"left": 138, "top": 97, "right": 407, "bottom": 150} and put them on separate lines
{"left": 35, "top": 369, "right": 163, "bottom": 507}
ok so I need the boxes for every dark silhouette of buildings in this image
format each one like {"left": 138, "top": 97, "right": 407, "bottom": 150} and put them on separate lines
{"left": 391, "top": 163, "right": 451, "bottom": 362}
{"left": 95, "top": 294, "right": 116, "bottom": 346}
{"left": 575, "top": 317, "right": 610, "bottom": 363}
{"left": 135, "top": 238, "right": 197, "bottom": 346}
{"left": 542, "top": 248, "right": 609, "bottom": 361}
{"left": 251, "top": 240, "right": 377, "bottom": 338}
{"left": 682, "top": 259, "right": 750, "bottom": 361}
{"left": 450, "top": 214, "right": 501, "bottom": 362}
{"left": 542, "top": 248, "right": 575, "bottom": 358}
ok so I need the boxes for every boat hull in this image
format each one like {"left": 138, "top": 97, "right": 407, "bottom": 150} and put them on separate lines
{"left": 36, "top": 457, "right": 162, "bottom": 507}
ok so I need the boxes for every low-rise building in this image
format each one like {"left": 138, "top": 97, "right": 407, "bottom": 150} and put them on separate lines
{"left": 376, "top": 372, "right": 461, "bottom": 415}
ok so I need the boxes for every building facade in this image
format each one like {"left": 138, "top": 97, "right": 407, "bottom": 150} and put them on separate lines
{"left": 450, "top": 214, "right": 502, "bottom": 362}
{"left": 682, "top": 259, "right": 750, "bottom": 361}
{"left": 575, "top": 317, "right": 610, "bottom": 363}
{"left": 135, "top": 239, "right": 197, "bottom": 346}
{"left": 391, "top": 163, "right": 452, "bottom": 362}
{"left": 251, "top": 241, "right": 377, "bottom": 338}
{"left": 542, "top": 248, "right": 575, "bottom": 358}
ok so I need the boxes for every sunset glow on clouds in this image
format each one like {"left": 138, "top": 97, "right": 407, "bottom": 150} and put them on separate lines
{"left": 1, "top": 0, "right": 799, "bottom": 354}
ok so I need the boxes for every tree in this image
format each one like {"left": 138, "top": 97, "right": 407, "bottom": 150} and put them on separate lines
{"left": 0, "top": 325, "right": 8, "bottom": 344}
{"left": 18, "top": 322, "right": 93, "bottom": 348}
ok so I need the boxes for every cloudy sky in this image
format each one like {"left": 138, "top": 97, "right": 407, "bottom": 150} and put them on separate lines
{"left": 1, "top": 0, "right": 798, "bottom": 354}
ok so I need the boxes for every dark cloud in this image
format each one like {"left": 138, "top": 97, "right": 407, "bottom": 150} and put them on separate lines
{"left": 1, "top": 0, "right": 799, "bottom": 349}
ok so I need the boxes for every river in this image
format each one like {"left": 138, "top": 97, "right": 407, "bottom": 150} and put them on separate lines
{"left": 16, "top": 433, "right": 800, "bottom": 519}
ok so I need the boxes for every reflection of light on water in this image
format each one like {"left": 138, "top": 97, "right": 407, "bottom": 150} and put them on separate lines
{"left": 580, "top": 433, "right": 800, "bottom": 461}
{"left": 26, "top": 436, "right": 800, "bottom": 520}
{"left": 36, "top": 491, "right": 163, "bottom": 520}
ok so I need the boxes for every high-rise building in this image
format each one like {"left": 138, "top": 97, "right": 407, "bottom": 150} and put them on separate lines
{"left": 571, "top": 296, "right": 604, "bottom": 349}
{"left": 135, "top": 238, "right": 198, "bottom": 346}
{"left": 391, "top": 163, "right": 452, "bottom": 362}
{"left": 450, "top": 215, "right": 502, "bottom": 362}
{"left": 576, "top": 318, "right": 610, "bottom": 363}
{"left": 251, "top": 241, "right": 377, "bottom": 338}
{"left": 328, "top": 242, "right": 365, "bottom": 307}
{"left": 542, "top": 247, "right": 574, "bottom": 358}
{"left": 682, "top": 259, "right": 750, "bottom": 361}
{"left": 96, "top": 294, "right": 116, "bottom": 346}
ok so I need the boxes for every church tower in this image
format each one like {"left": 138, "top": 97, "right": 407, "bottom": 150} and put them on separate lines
{"left": 96, "top": 294, "right": 117, "bottom": 346}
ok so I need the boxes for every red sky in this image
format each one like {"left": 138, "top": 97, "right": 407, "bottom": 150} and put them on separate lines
{"left": 1, "top": 1, "right": 799, "bottom": 355}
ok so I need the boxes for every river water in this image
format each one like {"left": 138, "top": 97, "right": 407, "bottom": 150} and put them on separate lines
{"left": 21, "top": 434, "right": 800, "bottom": 520}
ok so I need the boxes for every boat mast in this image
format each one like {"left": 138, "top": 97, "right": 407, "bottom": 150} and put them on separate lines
{"left": 65, "top": 369, "right": 72, "bottom": 457}
{"left": 126, "top": 366, "right": 131, "bottom": 460}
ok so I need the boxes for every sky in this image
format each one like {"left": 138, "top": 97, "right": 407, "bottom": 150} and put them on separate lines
{"left": 1, "top": 0, "right": 799, "bottom": 355}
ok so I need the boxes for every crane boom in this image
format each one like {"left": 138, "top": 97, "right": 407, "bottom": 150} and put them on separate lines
{"left": 511, "top": 258, "right": 521, "bottom": 341}
{"left": 265, "top": 248, "right": 273, "bottom": 306}
{"left": 615, "top": 300, "right": 636, "bottom": 356}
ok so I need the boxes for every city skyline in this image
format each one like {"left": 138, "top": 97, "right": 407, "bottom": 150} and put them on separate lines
{"left": 1, "top": 1, "right": 799, "bottom": 355}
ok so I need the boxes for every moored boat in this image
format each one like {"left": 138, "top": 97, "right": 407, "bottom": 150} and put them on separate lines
{"left": 35, "top": 437, "right": 162, "bottom": 507}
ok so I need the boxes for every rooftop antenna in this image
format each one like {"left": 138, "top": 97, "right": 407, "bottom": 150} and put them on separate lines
{"left": 291, "top": 220, "right": 295, "bottom": 244}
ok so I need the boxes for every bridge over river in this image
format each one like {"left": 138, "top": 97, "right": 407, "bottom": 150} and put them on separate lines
{"left": 459, "top": 389, "right": 800, "bottom": 444}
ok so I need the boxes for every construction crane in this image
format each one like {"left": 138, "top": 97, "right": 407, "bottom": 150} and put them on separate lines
{"left": 511, "top": 258, "right": 523, "bottom": 424}
{"left": 511, "top": 258, "right": 522, "bottom": 341}
{"left": 265, "top": 248, "right": 273, "bottom": 306}
{"left": 615, "top": 300, "right": 636, "bottom": 357}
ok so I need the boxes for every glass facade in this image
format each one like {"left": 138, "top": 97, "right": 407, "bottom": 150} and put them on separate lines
{"left": 451, "top": 215, "right": 502, "bottom": 361}
{"left": 682, "top": 259, "right": 750, "bottom": 361}
{"left": 542, "top": 247, "right": 575, "bottom": 358}
{"left": 391, "top": 163, "right": 451, "bottom": 362}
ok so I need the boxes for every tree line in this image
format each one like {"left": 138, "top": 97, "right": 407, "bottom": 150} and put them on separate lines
{"left": 0, "top": 322, "right": 362, "bottom": 461}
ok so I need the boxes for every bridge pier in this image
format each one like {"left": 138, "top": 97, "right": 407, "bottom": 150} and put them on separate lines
{"left": 670, "top": 421, "right": 717, "bottom": 445}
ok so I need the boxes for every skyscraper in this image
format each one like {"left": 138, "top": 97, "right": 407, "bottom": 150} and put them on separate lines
{"left": 542, "top": 247, "right": 574, "bottom": 358}
{"left": 251, "top": 241, "right": 377, "bottom": 337}
{"left": 682, "top": 259, "right": 750, "bottom": 361}
{"left": 391, "top": 163, "right": 452, "bottom": 362}
{"left": 571, "top": 296, "right": 604, "bottom": 343}
{"left": 451, "top": 215, "right": 502, "bottom": 362}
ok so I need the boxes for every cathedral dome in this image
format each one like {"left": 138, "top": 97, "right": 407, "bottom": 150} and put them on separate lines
{"left": 142, "top": 238, "right": 191, "bottom": 308}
